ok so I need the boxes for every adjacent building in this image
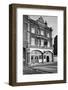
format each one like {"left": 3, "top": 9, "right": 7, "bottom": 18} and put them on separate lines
{"left": 53, "top": 35, "right": 57, "bottom": 56}
{"left": 23, "top": 15, "right": 53, "bottom": 66}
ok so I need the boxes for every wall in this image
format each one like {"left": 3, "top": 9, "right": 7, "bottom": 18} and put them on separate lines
{"left": 0, "top": 0, "right": 68, "bottom": 90}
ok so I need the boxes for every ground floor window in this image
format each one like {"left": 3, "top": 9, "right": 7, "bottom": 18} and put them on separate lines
{"left": 29, "top": 50, "right": 53, "bottom": 64}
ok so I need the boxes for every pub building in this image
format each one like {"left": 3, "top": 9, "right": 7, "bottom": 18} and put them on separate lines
{"left": 23, "top": 15, "right": 53, "bottom": 66}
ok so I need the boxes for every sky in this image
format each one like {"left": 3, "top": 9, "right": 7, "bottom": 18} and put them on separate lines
{"left": 29, "top": 15, "right": 57, "bottom": 40}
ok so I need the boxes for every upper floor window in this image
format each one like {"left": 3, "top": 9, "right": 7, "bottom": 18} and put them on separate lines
{"left": 47, "top": 33, "right": 50, "bottom": 37}
{"left": 41, "top": 39, "right": 44, "bottom": 46}
{"left": 37, "top": 39, "right": 40, "bottom": 46}
{"left": 31, "top": 28, "right": 35, "bottom": 33}
{"left": 41, "top": 30, "right": 44, "bottom": 35}
{"left": 36, "top": 39, "right": 40, "bottom": 46}
{"left": 44, "top": 40, "right": 47, "bottom": 46}
{"left": 36, "top": 29, "right": 39, "bottom": 35}
{"left": 31, "top": 37, "right": 35, "bottom": 46}
{"left": 48, "top": 41, "right": 50, "bottom": 47}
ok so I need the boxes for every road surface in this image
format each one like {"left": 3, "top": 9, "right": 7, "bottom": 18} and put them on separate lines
{"left": 23, "top": 62, "right": 57, "bottom": 75}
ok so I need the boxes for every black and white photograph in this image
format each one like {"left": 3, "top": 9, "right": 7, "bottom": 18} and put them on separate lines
{"left": 9, "top": 4, "right": 66, "bottom": 86}
{"left": 23, "top": 15, "right": 57, "bottom": 75}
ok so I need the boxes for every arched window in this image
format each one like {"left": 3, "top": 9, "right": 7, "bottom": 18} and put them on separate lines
{"left": 44, "top": 55, "right": 46, "bottom": 59}
{"left": 39, "top": 55, "right": 42, "bottom": 59}
{"left": 35, "top": 56, "right": 38, "bottom": 60}
{"left": 31, "top": 50, "right": 42, "bottom": 63}
{"left": 43, "top": 51, "right": 53, "bottom": 62}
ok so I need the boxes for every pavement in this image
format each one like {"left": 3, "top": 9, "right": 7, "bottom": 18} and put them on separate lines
{"left": 23, "top": 62, "right": 57, "bottom": 75}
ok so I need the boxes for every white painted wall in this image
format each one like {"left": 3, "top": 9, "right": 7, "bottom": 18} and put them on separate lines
{"left": 0, "top": 0, "right": 68, "bottom": 90}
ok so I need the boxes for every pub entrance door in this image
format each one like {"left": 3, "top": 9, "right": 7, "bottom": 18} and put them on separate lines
{"left": 47, "top": 56, "right": 49, "bottom": 62}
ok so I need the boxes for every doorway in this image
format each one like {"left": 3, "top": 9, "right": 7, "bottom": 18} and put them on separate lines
{"left": 47, "top": 56, "right": 49, "bottom": 62}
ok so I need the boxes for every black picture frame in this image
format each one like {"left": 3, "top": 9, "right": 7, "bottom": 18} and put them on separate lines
{"left": 9, "top": 4, "right": 66, "bottom": 86}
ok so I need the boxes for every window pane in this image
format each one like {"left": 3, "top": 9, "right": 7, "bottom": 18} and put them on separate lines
{"left": 47, "top": 33, "right": 49, "bottom": 37}
{"left": 31, "top": 38, "right": 35, "bottom": 45}
{"left": 44, "top": 40, "right": 47, "bottom": 46}
{"left": 38, "top": 39, "right": 40, "bottom": 46}
{"left": 41, "top": 30, "right": 44, "bottom": 35}
{"left": 48, "top": 41, "right": 50, "bottom": 47}
{"left": 44, "top": 55, "right": 46, "bottom": 59}
{"left": 41, "top": 39, "right": 44, "bottom": 46}
{"left": 39, "top": 55, "right": 42, "bottom": 59}
{"left": 31, "top": 28, "right": 35, "bottom": 33}
{"left": 37, "top": 29, "right": 39, "bottom": 34}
